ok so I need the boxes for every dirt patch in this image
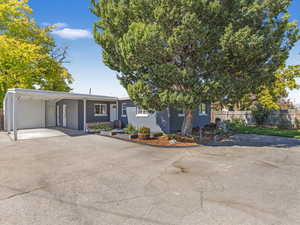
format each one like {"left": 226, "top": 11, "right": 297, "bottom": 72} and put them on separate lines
{"left": 172, "top": 161, "right": 189, "bottom": 173}
{"left": 130, "top": 136, "right": 199, "bottom": 147}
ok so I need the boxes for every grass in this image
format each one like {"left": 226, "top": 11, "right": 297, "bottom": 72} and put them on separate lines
{"left": 231, "top": 124, "right": 300, "bottom": 139}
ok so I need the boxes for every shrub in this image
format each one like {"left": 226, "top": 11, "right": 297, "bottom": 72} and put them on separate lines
{"left": 294, "top": 118, "right": 300, "bottom": 129}
{"left": 223, "top": 120, "right": 238, "bottom": 132}
{"left": 167, "top": 133, "right": 181, "bottom": 140}
{"left": 89, "top": 124, "right": 112, "bottom": 131}
{"left": 138, "top": 126, "right": 150, "bottom": 134}
{"left": 231, "top": 117, "right": 244, "bottom": 126}
{"left": 277, "top": 115, "right": 292, "bottom": 129}
{"left": 153, "top": 132, "right": 163, "bottom": 137}
{"left": 252, "top": 104, "right": 270, "bottom": 126}
{"left": 204, "top": 123, "right": 217, "bottom": 130}
{"left": 123, "top": 124, "right": 137, "bottom": 135}
{"left": 296, "top": 118, "right": 300, "bottom": 129}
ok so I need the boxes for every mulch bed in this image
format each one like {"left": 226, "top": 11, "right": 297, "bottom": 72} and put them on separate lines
{"left": 129, "top": 136, "right": 199, "bottom": 147}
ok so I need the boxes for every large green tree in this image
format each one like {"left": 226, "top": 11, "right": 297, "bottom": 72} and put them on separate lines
{"left": 0, "top": 0, "right": 73, "bottom": 108}
{"left": 91, "top": 0, "right": 299, "bottom": 135}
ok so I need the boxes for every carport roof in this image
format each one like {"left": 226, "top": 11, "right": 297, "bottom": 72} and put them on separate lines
{"left": 7, "top": 88, "right": 118, "bottom": 101}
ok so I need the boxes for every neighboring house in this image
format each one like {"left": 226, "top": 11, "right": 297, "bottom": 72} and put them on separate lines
{"left": 3, "top": 88, "right": 211, "bottom": 139}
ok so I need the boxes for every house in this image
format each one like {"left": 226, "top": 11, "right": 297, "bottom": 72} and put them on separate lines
{"left": 3, "top": 88, "right": 211, "bottom": 140}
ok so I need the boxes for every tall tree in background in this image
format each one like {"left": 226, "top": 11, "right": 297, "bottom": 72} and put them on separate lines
{"left": 0, "top": 0, "right": 73, "bottom": 108}
{"left": 92, "top": 0, "right": 299, "bottom": 135}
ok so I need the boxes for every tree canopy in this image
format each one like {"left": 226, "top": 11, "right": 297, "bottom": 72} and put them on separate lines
{"left": 91, "top": 0, "right": 299, "bottom": 135}
{"left": 0, "top": 0, "right": 73, "bottom": 107}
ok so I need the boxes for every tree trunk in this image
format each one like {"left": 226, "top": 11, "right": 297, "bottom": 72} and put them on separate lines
{"left": 181, "top": 110, "right": 193, "bottom": 136}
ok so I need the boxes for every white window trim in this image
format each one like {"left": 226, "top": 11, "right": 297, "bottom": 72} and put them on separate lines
{"left": 178, "top": 109, "right": 185, "bottom": 117}
{"left": 199, "top": 103, "right": 207, "bottom": 116}
{"left": 136, "top": 107, "right": 149, "bottom": 117}
{"left": 121, "top": 103, "right": 127, "bottom": 117}
{"left": 136, "top": 114, "right": 149, "bottom": 117}
{"left": 94, "top": 104, "right": 107, "bottom": 116}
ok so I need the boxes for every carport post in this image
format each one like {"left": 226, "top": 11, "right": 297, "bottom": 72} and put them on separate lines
{"left": 83, "top": 99, "right": 87, "bottom": 132}
{"left": 12, "top": 93, "right": 17, "bottom": 141}
{"left": 7, "top": 94, "right": 11, "bottom": 133}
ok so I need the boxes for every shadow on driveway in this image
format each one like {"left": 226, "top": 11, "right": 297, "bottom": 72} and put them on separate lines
{"left": 205, "top": 134, "right": 300, "bottom": 148}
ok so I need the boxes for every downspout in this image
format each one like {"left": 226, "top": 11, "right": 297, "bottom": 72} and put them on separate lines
{"left": 83, "top": 99, "right": 87, "bottom": 132}
{"left": 116, "top": 99, "right": 119, "bottom": 121}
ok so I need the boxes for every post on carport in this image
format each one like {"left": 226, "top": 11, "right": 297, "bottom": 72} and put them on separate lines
{"left": 83, "top": 99, "right": 87, "bottom": 132}
{"left": 6, "top": 94, "right": 11, "bottom": 134}
{"left": 12, "top": 93, "right": 17, "bottom": 141}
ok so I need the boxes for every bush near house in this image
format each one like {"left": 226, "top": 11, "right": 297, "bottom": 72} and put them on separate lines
{"left": 153, "top": 132, "right": 163, "bottom": 137}
{"left": 138, "top": 126, "right": 150, "bottom": 140}
{"left": 251, "top": 105, "right": 270, "bottom": 126}
{"left": 89, "top": 124, "right": 112, "bottom": 131}
{"left": 296, "top": 118, "right": 300, "bottom": 129}
{"left": 123, "top": 124, "right": 138, "bottom": 135}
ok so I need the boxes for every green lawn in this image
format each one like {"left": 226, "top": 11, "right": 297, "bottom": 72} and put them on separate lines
{"left": 231, "top": 125, "right": 300, "bottom": 139}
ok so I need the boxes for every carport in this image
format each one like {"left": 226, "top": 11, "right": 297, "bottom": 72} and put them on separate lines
{"left": 3, "top": 88, "right": 117, "bottom": 140}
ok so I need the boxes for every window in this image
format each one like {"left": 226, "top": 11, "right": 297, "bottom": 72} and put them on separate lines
{"left": 178, "top": 109, "right": 185, "bottom": 117}
{"left": 94, "top": 104, "right": 107, "bottom": 116}
{"left": 199, "top": 103, "right": 207, "bottom": 115}
{"left": 136, "top": 106, "right": 149, "bottom": 117}
{"left": 121, "top": 103, "right": 127, "bottom": 117}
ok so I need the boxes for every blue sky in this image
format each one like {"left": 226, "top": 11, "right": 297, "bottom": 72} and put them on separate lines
{"left": 29, "top": 0, "right": 300, "bottom": 103}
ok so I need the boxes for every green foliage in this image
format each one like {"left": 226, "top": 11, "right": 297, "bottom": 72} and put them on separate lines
{"left": 123, "top": 124, "right": 137, "bottom": 135}
{"left": 277, "top": 121, "right": 291, "bottom": 130}
{"left": 138, "top": 126, "right": 150, "bottom": 134}
{"left": 295, "top": 118, "right": 300, "bottom": 129}
{"left": 91, "top": 0, "right": 299, "bottom": 134}
{"left": 231, "top": 118, "right": 245, "bottom": 126}
{"left": 231, "top": 124, "right": 300, "bottom": 139}
{"left": 257, "top": 65, "right": 300, "bottom": 109}
{"left": 0, "top": 0, "right": 73, "bottom": 108}
{"left": 252, "top": 104, "right": 270, "bottom": 126}
{"left": 167, "top": 133, "right": 181, "bottom": 140}
{"left": 89, "top": 124, "right": 112, "bottom": 131}
{"left": 153, "top": 132, "right": 163, "bottom": 137}
{"left": 277, "top": 115, "right": 293, "bottom": 129}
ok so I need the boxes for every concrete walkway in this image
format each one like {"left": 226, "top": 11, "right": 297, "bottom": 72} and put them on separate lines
{"left": 8, "top": 128, "right": 86, "bottom": 140}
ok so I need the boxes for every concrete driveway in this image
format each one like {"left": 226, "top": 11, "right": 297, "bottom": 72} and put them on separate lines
{"left": 0, "top": 132, "right": 300, "bottom": 225}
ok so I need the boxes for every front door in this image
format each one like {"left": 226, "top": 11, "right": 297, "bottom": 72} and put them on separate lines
{"left": 110, "top": 104, "right": 117, "bottom": 121}
{"left": 63, "top": 104, "right": 67, "bottom": 127}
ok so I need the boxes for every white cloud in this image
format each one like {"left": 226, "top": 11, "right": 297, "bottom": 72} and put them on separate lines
{"left": 53, "top": 22, "right": 68, "bottom": 29}
{"left": 52, "top": 28, "right": 92, "bottom": 40}
{"left": 41, "top": 22, "right": 68, "bottom": 29}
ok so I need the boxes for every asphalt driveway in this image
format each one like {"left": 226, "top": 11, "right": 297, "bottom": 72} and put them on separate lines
{"left": 0, "top": 132, "right": 300, "bottom": 225}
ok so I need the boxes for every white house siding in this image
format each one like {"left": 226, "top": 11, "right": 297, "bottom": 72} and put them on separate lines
{"left": 126, "top": 107, "right": 170, "bottom": 133}
{"left": 45, "top": 100, "right": 56, "bottom": 127}
{"left": 16, "top": 98, "right": 46, "bottom": 129}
